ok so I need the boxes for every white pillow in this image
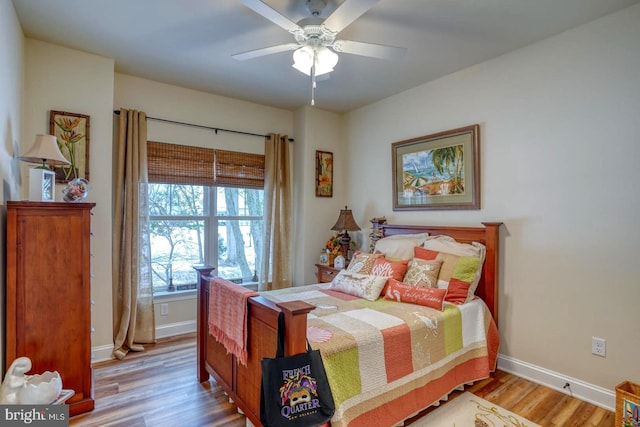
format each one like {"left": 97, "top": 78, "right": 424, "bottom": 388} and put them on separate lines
{"left": 374, "top": 233, "right": 429, "bottom": 260}
{"left": 422, "top": 235, "right": 485, "bottom": 259}
{"left": 329, "top": 270, "right": 387, "bottom": 301}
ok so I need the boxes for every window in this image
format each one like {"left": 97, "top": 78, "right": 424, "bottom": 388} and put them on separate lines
{"left": 146, "top": 141, "right": 265, "bottom": 293}
{"left": 148, "top": 185, "right": 263, "bottom": 292}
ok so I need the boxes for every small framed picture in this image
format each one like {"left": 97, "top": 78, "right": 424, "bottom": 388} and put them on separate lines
{"left": 49, "top": 110, "right": 90, "bottom": 183}
{"left": 315, "top": 150, "right": 333, "bottom": 197}
{"left": 319, "top": 252, "right": 329, "bottom": 265}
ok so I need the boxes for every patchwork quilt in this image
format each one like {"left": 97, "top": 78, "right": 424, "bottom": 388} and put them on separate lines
{"left": 262, "top": 283, "right": 499, "bottom": 427}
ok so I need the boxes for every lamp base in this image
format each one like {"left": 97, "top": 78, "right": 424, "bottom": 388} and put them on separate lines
{"left": 29, "top": 168, "right": 56, "bottom": 202}
{"left": 340, "top": 231, "right": 351, "bottom": 262}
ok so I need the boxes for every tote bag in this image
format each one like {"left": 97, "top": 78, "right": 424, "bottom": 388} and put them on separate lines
{"left": 260, "top": 312, "right": 335, "bottom": 427}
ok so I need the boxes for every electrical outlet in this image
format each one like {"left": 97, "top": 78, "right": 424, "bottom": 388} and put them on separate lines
{"left": 160, "top": 303, "right": 169, "bottom": 316}
{"left": 592, "top": 337, "right": 606, "bottom": 357}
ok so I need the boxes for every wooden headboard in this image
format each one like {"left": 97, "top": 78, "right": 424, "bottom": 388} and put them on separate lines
{"left": 370, "top": 219, "right": 502, "bottom": 325}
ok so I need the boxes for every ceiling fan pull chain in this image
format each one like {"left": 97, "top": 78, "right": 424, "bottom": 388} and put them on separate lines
{"left": 311, "top": 49, "right": 317, "bottom": 106}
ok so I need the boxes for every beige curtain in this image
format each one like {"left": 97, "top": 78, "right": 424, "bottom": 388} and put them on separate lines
{"left": 260, "top": 134, "right": 292, "bottom": 291}
{"left": 112, "top": 109, "right": 155, "bottom": 359}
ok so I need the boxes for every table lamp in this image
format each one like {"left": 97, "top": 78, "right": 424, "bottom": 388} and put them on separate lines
{"left": 19, "top": 134, "right": 70, "bottom": 202}
{"left": 330, "top": 205, "right": 361, "bottom": 261}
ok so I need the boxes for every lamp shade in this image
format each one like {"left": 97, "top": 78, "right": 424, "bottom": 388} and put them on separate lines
{"left": 19, "top": 134, "right": 70, "bottom": 167}
{"left": 331, "top": 206, "right": 361, "bottom": 232}
{"left": 292, "top": 46, "right": 338, "bottom": 76}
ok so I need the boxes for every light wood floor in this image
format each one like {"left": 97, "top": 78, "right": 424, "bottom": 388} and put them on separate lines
{"left": 70, "top": 333, "right": 614, "bottom": 427}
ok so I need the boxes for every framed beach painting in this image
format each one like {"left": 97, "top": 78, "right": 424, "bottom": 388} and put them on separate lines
{"left": 315, "top": 150, "right": 333, "bottom": 197}
{"left": 392, "top": 124, "right": 480, "bottom": 211}
{"left": 49, "top": 110, "right": 90, "bottom": 183}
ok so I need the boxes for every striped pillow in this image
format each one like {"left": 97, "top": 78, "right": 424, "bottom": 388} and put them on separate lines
{"left": 414, "top": 246, "right": 483, "bottom": 304}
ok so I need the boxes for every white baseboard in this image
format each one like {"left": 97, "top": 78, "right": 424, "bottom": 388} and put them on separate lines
{"left": 155, "top": 320, "right": 197, "bottom": 339}
{"left": 92, "top": 343, "right": 115, "bottom": 364}
{"left": 497, "top": 354, "right": 615, "bottom": 411}
{"left": 91, "top": 320, "right": 196, "bottom": 364}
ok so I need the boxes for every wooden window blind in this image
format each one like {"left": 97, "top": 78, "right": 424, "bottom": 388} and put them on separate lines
{"left": 147, "top": 141, "right": 264, "bottom": 188}
{"left": 213, "top": 149, "right": 264, "bottom": 189}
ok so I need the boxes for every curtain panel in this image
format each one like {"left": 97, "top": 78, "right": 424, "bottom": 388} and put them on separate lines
{"left": 260, "top": 133, "right": 292, "bottom": 291}
{"left": 112, "top": 109, "right": 155, "bottom": 359}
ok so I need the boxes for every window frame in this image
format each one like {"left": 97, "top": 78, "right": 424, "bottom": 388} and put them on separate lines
{"left": 149, "top": 184, "right": 263, "bottom": 294}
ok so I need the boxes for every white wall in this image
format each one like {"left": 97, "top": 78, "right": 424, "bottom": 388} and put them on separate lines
{"left": 292, "top": 106, "right": 346, "bottom": 285}
{"left": 23, "top": 39, "right": 115, "bottom": 361}
{"left": 0, "top": 0, "right": 25, "bottom": 374}
{"left": 345, "top": 3, "right": 640, "bottom": 403}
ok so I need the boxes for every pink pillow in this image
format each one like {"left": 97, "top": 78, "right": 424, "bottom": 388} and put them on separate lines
{"left": 383, "top": 279, "right": 448, "bottom": 311}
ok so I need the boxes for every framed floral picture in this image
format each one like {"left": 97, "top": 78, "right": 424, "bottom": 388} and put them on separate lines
{"left": 49, "top": 110, "right": 90, "bottom": 183}
{"left": 392, "top": 124, "right": 480, "bottom": 210}
{"left": 315, "top": 150, "right": 333, "bottom": 197}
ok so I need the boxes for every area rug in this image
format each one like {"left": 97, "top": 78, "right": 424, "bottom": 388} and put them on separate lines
{"left": 412, "top": 392, "right": 541, "bottom": 427}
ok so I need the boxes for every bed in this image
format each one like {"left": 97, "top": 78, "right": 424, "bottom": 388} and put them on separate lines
{"left": 196, "top": 220, "right": 502, "bottom": 427}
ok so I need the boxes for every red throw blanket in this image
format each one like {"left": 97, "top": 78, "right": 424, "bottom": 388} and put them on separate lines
{"left": 207, "top": 278, "right": 258, "bottom": 366}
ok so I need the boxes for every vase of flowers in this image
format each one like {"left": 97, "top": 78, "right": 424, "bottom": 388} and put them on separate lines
{"left": 325, "top": 232, "right": 347, "bottom": 264}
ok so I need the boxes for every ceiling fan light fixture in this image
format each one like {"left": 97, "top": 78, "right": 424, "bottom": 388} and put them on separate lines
{"left": 292, "top": 46, "right": 314, "bottom": 74}
{"left": 292, "top": 46, "right": 338, "bottom": 76}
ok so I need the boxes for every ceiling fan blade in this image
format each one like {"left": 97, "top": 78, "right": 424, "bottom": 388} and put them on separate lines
{"left": 332, "top": 39, "right": 407, "bottom": 60}
{"left": 232, "top": 43, "right": 300, "bottom": 61}
{"left": 240, "top": 0, "right": 301, "bottom": 33}
{"left": 322, "top": 0, "right": 381, "bottom": 33}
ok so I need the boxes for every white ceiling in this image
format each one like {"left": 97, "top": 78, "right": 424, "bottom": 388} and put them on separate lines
{"left": 12, "top": 0, "right": 640, "bottom": 113}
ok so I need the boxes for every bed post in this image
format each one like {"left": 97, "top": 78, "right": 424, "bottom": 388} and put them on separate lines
{"left": 194, "top": 265, "right": 216, "bottom": 382}
{"left": 369, "top": 217, "right": 387, "bottom": 253}
{"left": 276, "top": 301, "right": 316, "bottom": 355}
{"left": 481, "top": 222, "right": 502, "bottom": 326}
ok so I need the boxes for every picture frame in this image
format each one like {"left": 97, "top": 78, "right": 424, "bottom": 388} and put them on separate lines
{"left": 319, "top": 252, "right": 329, "bottom": 265}
{"left": 49, "top": 110, "right": 90, "bottom": 183}
{"left": 315, "top": 150, "right": 333, "bottom": 197}
{"left": 392, "top": 124, "right": 480, "bottom": 211}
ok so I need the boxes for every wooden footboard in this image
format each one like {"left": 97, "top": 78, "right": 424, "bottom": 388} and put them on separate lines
{"left": 195, "top": 266, "right": 314, "bottom": 427}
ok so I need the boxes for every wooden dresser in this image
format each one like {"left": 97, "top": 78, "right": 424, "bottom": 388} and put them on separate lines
{"left": 5, "top": 201, "right": 95, "bottom": 415}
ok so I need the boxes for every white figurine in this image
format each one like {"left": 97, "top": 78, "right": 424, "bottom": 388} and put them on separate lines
{"left": 0, "top": 357, "right": 62, "bottom": 404}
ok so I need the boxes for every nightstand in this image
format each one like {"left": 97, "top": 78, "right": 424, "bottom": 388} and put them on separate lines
{"left": 315, "top": 264, "right": 342, "bottom": 283}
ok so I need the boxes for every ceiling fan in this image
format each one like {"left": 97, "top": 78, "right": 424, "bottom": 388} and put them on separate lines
{"left": 234, "top": 0, "right": 406, "bottom": 105}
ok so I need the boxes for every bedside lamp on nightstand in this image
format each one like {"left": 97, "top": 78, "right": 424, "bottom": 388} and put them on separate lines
{"left": 330, "top": 205, "right": 361, "bottom": 262}
{"left": 19, "top": 134, "right": 70, "bottom": 202}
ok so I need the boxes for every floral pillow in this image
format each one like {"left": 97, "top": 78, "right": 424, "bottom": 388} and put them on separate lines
{"left": 403, "top": 258, "right": 443, "bottom": 288}
{"left": 329, "top": 270, "right": 387, "bottom": 301}
{"left": 384, "top": 279, "right": 448, "bottom": 311}
{"left": 346, "top": 251, "right": 380, "bottom": 274}
{"left": 414, "top": 246, "right": 483, "bottom": 304}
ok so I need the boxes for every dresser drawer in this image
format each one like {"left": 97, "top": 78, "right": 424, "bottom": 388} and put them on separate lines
{"left": 316, "top": 264, "right": 342, "bottom": 283}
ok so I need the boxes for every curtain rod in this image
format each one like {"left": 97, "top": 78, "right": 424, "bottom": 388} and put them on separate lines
{"left": 113, "top": 110, "right": 294, "bottom": 142}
